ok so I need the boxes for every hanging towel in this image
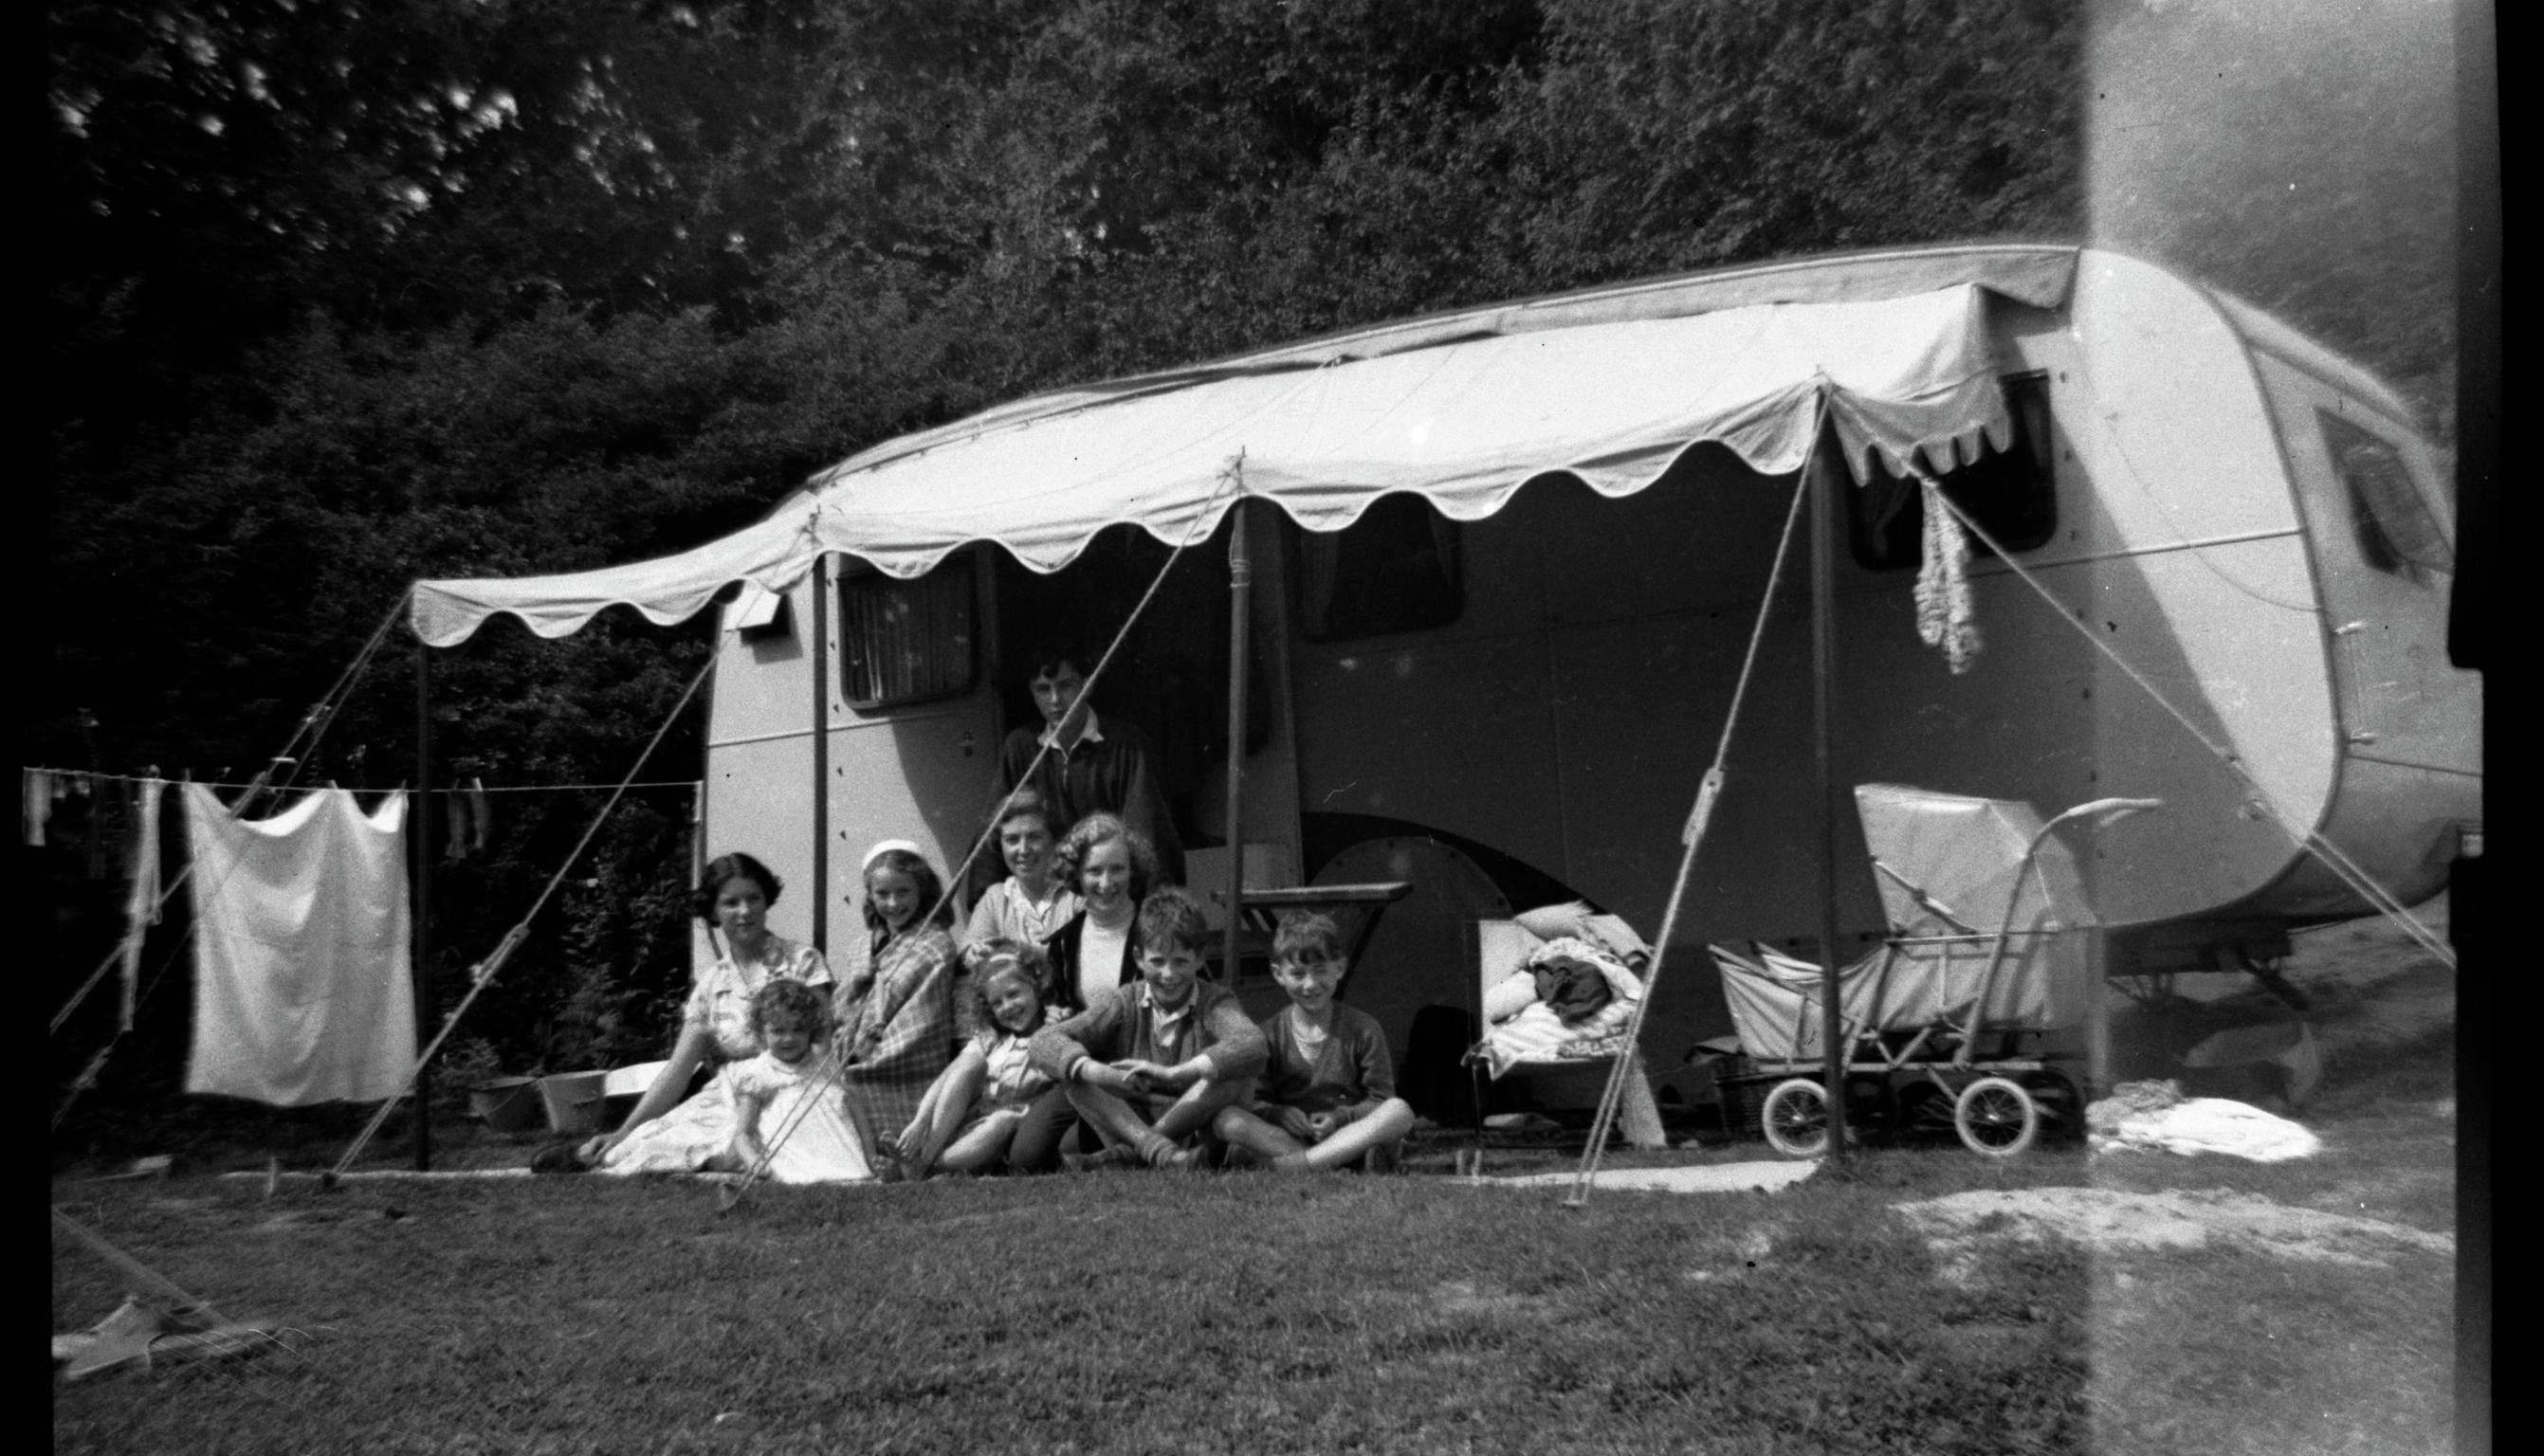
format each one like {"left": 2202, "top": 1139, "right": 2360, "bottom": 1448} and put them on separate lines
{"left": 443, "top": 787, "right": 469, "bottom": 863}
{"left": 25, "top": 769, "right": 52, "bottom": 846}
{"left": 183, "top": 784, "right": 417, "bottom": 1106}
{"left": 1914, "top": 476, "right": 1982, "bottom": 673}
{"left": 117, "top": 779, "right": 166, "bottom": 1031}
{"left": 442, "top": 777, "right": 494, "bottom": 862}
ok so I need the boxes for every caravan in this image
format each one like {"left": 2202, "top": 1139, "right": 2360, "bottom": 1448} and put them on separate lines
{"left": 416, "top": 243, "right": 2478, "bottom": 1102}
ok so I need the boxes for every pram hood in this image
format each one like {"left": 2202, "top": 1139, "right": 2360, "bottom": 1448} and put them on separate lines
{"left": 1853, "top": 784, "right": 2097, "bottom": 936}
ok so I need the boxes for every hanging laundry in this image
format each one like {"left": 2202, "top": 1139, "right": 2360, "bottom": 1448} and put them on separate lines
{"left": 24, "top": 768, "right": 51, "bottom": 846}
{"left": 467, "top": 777, "right": 489, "bottom": 854}
{"left": 117, "top": 779, "right": 166, "bottom": 1032}
{"left": 443, "top": 786, "right": 469, "bottom": 863}
{"left": 182, "top": 784, "right": 417, "bottom": 1106}
{"left": 1914, "top": 476, "right": 1983, "bottom": 674}
{"left": 440, "top": 775, "right": 493, "bottom": 862}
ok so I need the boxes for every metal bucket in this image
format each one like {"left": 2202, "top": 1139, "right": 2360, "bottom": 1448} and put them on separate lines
{"left": 467, "top": 1076, "right": 544, "bottom": 1134}
{"left": 537, "top": 1071, "right": 610, "bottom": 1137}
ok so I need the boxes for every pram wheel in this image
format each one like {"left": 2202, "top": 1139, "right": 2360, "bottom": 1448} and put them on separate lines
{"left": 1761, "top": 1079, "right": 1830, "bottom": 1157}
{"left": 1953, "top": 1076, "right": 2040, "bottom": 1157}
{"left": 2021, "top": 1071, "right": 2084, "bottom": 1141}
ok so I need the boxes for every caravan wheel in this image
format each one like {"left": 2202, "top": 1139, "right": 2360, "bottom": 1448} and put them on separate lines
{"left": 1953, "top": 1076, "right": 2040, "bottom": 1157}
{"left": 1760, "top": 1079, "right": 1830, "bottom": 1158}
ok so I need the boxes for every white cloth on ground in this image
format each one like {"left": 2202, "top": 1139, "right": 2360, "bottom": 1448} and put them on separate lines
{"left": 182, "top": 784, "right": 415, "bottom": 1106}
{"left": 2088, "top": 1080, "right": 2320, "bottom": 1163}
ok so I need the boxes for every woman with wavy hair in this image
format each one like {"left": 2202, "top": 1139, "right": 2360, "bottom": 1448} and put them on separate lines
{"left": 551, "top": 852, "right": 832, "bottom": 1174}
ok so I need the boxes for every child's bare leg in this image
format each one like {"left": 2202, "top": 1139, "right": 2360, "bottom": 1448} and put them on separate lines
{"left": 1063, "top": 1080, "right": 1159, "bottom": 1156}
{"left": 934, "top": 1107, "right": 1025, "bottom": 1174}
{"left": 905, "top": 1059, "right": 987, "bottom": 1177}
{"left": 1212, "top": 1104, "right": 1308, "bottom": 1165}
{"left": 1302, "top": 1098, "right": 1418, "bottom": 1171}
{"left": 1147, "top": 1077, "right": 1248, "bottom": 1145}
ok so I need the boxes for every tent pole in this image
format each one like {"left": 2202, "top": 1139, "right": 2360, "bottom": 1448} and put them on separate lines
{"left": 1222, "top": 502, "right": 1252, "bottom": 984}
{"left": 812, "top": 556, "right": 831, "bottom": 957}
{"left": 412, "top": 637, "right": 434, "bottom": 1172}
{"left": 1809, "top": 436, "right": 1849, "bottom": 1162}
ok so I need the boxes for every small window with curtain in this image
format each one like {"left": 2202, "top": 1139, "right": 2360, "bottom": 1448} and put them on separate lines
{"left": 1849, "top": 372, "right": 2057, "bottom": 571}
{"left": 2318, "top": 410, "right": 2451, "bottom": 583}
{"left": 1293, "top": 492, "right": 1463, "bottom": 643}
{"left": 838, "top": 556, "right": 978, "bottom": 709}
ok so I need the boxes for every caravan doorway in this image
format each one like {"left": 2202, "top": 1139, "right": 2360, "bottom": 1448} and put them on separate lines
{"left": 986, "top": 520, "right": 1269, "bottom": 866}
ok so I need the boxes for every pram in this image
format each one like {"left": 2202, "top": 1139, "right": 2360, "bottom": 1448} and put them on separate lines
{"left": 1709, "top": 785, "right": 2159, "bottom": 1157}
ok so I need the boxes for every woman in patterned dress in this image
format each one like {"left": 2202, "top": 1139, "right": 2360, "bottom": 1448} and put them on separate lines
{"left": 833, "top": 841, "right": 959, "bottom": 1153}
{"left": 568, "top": 852, "right": 833, "bottom": 1174}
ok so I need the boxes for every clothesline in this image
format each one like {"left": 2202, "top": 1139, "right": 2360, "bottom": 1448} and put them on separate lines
{"left": 25, "top": 767, "right": 702, "bottom": 795}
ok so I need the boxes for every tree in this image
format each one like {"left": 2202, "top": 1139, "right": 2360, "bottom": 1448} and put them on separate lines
{"left": 46, "top": 0, "right": 2094, "bottom": 1096}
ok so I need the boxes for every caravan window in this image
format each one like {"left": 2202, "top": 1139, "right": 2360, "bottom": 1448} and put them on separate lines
{"left": 2318, "top": 410, "right": 2452, "bottom": 582}
{"left": 838, "top": 557, "right": 978, "bottom": 709}
{"left": 1849, "top": 372, "right": 2057, "bottom": 570}
{"left": 1294, "top": 492, "right": 1463, "bottom": 643}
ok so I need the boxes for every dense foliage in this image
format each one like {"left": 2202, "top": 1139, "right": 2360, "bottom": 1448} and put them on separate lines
{"left": 48, "top": 0, "right": 2438, "bottom": 1100}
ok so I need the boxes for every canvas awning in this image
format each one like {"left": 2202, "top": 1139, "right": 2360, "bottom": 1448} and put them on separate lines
{"left": 412, "top": 247, "right": 2074, "bottom": 647}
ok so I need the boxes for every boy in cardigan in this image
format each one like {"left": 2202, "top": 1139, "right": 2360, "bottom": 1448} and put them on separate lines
{"left": 1029, "top": 885, "right": 1265, "bottom": 1171}
{"left": 1213, "top": 910, "right": 1418, "bottom": 1172}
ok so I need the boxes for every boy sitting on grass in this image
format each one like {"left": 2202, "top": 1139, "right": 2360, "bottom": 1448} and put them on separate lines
{"left": 1029, "top": 885, "right": 1267, "bottom": 1171}
{"left": 1214, "top": 910, "right": 1418, "bottom": 1173}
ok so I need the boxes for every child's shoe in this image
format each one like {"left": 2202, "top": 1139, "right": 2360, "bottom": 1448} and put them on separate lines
{"left": 530, "top": 1140, "right": 593, "bottom": 1174}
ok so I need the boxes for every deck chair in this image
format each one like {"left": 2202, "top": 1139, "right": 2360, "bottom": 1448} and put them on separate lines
{"left": 1463, "top": 914, "right": 1668, "bottom": 1162}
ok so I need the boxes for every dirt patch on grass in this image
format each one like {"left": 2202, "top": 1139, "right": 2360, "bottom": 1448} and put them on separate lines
{"left": 1894, "top": 1185, "right": 2453, "bottom": 1277}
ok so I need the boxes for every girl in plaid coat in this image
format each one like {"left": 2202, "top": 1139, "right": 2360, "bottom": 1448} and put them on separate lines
{"left": 833, "top": 841, "right": 958, "bottom": 1142}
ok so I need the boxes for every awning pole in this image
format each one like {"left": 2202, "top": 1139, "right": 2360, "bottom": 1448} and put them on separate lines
{"left": 1222, "top": 501, "right": 1253, "bottom": 983}
{"left": 412, "top": 637, "right": 434, "bottom": 1172}
{"left": 812, "top": 556, "right": 831, "bottom": 957}
{"left": 1810, "top": 436, "right": 1850, "bottom": 1162}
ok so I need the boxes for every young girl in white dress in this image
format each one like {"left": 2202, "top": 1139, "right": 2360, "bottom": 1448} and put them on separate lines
{"left": 718, "top": 978, "right": 874, "bottom": 1184}
{"left": 561, "top": 852, "right": 832, "bottom": 1175}
{"left": 881, "top": 942, "right": 1057, "bottom": 1179}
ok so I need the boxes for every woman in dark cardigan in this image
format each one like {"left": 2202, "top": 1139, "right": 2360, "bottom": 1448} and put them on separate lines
{"left": 1008, "top": 812, "right": 1163, "bottom": 1171}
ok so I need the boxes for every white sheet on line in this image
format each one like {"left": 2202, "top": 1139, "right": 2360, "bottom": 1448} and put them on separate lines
{"left": 183, "top": 785, "right": 416, "bottom": 1106}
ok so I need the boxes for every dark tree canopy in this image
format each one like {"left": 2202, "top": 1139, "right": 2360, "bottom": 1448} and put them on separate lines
{"left": 43, "top": 0, "right": 2105, "bottom": 1088}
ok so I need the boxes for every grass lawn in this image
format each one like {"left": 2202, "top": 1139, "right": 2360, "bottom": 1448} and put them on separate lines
{"left": 54, "top": 899, "right": 2458, "bottom": 1454}
{"left": 54, "top": 1149, "right": 2092, "bottom": 1456}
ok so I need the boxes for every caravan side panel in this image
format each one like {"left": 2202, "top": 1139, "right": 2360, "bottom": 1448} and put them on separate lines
{"left": 704, "top": 579, "right": 822, "bottom": 952}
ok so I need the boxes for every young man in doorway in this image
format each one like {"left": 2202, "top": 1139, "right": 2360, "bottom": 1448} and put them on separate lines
{"left": 990, "top": 642, "right": 1186, "bottom": 891}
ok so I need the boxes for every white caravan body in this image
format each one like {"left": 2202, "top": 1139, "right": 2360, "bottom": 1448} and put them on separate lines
{"left": 419, "top": 245, "right": 2477, "bottom": 1084}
